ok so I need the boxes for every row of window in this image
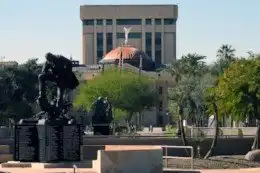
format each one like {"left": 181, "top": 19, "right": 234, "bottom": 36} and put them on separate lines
{"left": 83, "top": 18, "right": 176, "bottom": 26}
{"left": 96, "top": 32, "right": 163, "bottom": 39}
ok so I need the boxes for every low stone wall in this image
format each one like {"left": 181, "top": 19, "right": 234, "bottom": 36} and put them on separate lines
{"left": 82, "top": 137, "right": 254, "bottom": 157}
{"left": 92, "top": 145, "right": 163, "bottom": 173}
{"left": 187, "top": 127, "right": 257, "bottom": 137}
{"left": 3, "top": 137, "right": 255, "bottom": 159}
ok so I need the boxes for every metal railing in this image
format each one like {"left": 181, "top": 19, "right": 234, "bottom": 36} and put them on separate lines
{"left": 161, "top": 145, "right": 194, "bottom": 170}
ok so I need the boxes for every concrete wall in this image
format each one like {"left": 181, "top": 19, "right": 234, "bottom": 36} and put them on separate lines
{"left": 187, "top": 127, "right": 257, "bottom": 137}
{"left": 1, "top": 137, "right": 255, "bottom": 160}
{"left": 93, "top": 145, "right": 162, "bottom": 173}
{"left": 81, "top": 137, "right": 254, "bottom": 159}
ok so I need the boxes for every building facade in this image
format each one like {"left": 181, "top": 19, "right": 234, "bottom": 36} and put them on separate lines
{"left": 80, "top": 5, "right": 178, "bottom": 66}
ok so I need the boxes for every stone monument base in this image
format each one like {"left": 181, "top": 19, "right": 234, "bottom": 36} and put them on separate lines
{"left": 1, "top": 161, "right": 92, "bottom": 169}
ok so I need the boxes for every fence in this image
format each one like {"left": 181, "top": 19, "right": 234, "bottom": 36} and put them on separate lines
{"left": 161, "top": 145, "right": 194, "bottom": 170}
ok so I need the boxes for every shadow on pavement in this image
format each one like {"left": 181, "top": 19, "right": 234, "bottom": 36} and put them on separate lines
{"left": 164, "top": 170, "right": 200, "bottom": 173}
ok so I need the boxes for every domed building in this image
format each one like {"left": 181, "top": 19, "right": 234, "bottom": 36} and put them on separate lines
{"left": 72, "top": 44, "right": 175, "bottom": 127}
{"left": 99, "top": 45, "right": 156, "bottom": 71}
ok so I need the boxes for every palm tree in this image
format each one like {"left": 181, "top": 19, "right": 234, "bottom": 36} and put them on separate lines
{"left": 179, "top": 53, "right": 208, "bottom": 77}
{"left": 217, "top": 44, "right": 236, "bottom": 61}
{"left": 204, "top": 84, "right": 219, "bottom": 159}
{"left": 211, "top": 45, "right": 236, "bottom": 76}
{"left": 168, "top": 53, "right": 209, "bottom": 148}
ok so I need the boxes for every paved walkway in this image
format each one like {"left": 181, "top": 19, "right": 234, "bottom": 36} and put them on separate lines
{"left": 0, "top": 168, "right": 96, "bottom": 173}
{"left": 0, "top": 167, "right": 260, "bottom": 173}
{"left": 200, "top": 168, "right": 260, "bottom": 173}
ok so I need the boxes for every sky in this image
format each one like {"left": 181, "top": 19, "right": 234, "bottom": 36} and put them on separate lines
{"left": 0, "top": 0, "right": 259, "bottom": 64}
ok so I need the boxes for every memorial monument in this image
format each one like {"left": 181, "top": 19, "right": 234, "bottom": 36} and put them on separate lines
{"left": 91, "top": 97, "right": 113, "bottom": 135}
{"left": 14, "top": 53, "right": 81, "bottom": 163}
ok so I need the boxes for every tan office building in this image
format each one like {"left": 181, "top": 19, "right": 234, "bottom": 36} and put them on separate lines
{"left": 80, "top": 5, "right": 178, "bottom": 66}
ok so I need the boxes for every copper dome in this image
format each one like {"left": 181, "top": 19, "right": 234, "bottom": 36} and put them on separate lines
{"left": 99, "top": 45, "right": 155, "bottom": 71}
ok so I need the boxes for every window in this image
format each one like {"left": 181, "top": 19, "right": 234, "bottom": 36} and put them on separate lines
{"left": 159, "top": 100, "right": 163, "bottom": 112}
{"left": 97, "top": 33, "right": 103, "bottom": 62}
{"left": 106, "top": 19, "right": 112, "bottom": 25}
{"left": 82, "top": 19, "right": 94, "bottom": 25}
{"left": 145, "top": 32, "right": 152, "bottom": 57}
{"left": 145, "top": 19, "right": 152, "bottom": 25}
{"left": 96, "top": 19, "right": 103, "bottom": 25}
{"left": 116, "top": 19, "right": 141, "bottom": 25}
{"left": 155, "top": 32, "right": 161, "bottom": 45}
{"left": 97, "top": 51, "right": 103, "bottom": 62}
{"left": 164, "top": 18, "right": 176, "bottom": 25}
{"left": 116, "top": 32, "right": 142, "bottom": 39}
{"left": 158, "top": 86, "right": 163, "bottom": 94}
{"left": 106, "top": 33, "right": 113, "bottom": 52}
{"left": 155, "top": 51, "right": 162, "bottom": 66}
{"left": 146, "top": 32, "right": 152, "bottom": 40}
{"left": 155, "top": 19, "right": 161, "bottom": 25}
{"left": 97, "top": 33, "right": 103, "bottom": 51}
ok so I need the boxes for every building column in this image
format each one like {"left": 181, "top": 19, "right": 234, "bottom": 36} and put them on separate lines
{"left": 112, "top": 18, "right": 117, "bottom": 48}
{"left": 103, "top": 19, "right": 107, "bottom": 56}
{"left": 141, "top": 18, "right": 146, "bottom": 52}
{"left": 173, "top": 32, "right": 177, "bottom": 60}
{"left": 161, "top": 19, "right": 165, "bottom": 64}
{"left": 93, "top": 19, "right": 97, "bottom": 64}
{"left": 82, "top": 32, "right": 86, "bottom": 65}
{"left": 151, "top": 19, "right": 155, "bottom": 61}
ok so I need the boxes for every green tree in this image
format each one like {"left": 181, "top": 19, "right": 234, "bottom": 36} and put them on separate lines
{"left": 74, "top": 68, "right": 157, "bottom": 122}
{"left": 215, "top": 58, "right": 260, "bottom": 150}
{"left": 168, "top": 53, "right": 211, "bottom": 147}
{"left": 0, "top": 59, "right": 42, "bottom": 124}
{"left": 204, "top": 85, "right": 219, "bottom": 159}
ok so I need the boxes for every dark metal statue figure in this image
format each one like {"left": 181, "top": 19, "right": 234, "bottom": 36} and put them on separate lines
{"left": 91, "top": 97, "right": 113, "bottom": 135}
{"left": 37, "top": 53, "right": 79, "bottom": 120}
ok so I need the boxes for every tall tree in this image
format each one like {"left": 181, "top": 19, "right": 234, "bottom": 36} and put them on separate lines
{"left": 215, "top": 58, "right": 260, "bottom": 150}
{"left": 211, "top": 44, "right": 236, "bottom": 76}
{"left": 204, "top": 85, "right": 219, "bottom": 159}
{"left": 217, "top": 44, "right": 236, "bottom": 61}
{"left": 168, "top": 53, "right": 211, "bottom": 147}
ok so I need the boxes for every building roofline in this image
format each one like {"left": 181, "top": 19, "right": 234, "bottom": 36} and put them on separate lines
{"left": 80, "top": 4, "right": 178, "bottom": 7}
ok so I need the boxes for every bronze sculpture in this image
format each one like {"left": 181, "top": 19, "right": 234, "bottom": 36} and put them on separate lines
{"left": 91, "top": 97, "right": 113, "bottom": 135}
{"left": 36, "top": 53, "right": 79, "bottom": 121}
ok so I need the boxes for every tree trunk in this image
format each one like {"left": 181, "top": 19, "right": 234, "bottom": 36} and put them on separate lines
{"left": 178, "top": 106, "right": 189, "bottom": 156}
{"left": 251, "top": 120, "right": 260, "bottom": 150}
{"left": 251, "top": 102, "right": 260, "bottom": 150}
{"left": 178, "top": 106, "right": 188, "bottom": 146}
{"left": 204, "top": 101, "right": 219, "bottom": 159}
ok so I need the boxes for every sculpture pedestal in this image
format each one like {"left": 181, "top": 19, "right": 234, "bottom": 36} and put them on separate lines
{"left": 14, "top": 120, "right": 39, "bottom": 162}
{"left": 14, "top": 118, "right": 82, "bottom": 163}
{"left": 37, "top": 119, "right": 82, "bottom": 162}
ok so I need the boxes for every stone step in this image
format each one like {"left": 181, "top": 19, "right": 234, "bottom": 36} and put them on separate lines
{"left": 1, "top": 161, "right": 92, "bottom": 169}
{"left": 0, "top": 145, "right": 10, "bottom": 154}
{"left": 0, "top": 154, "right": 13, "bottom": 163}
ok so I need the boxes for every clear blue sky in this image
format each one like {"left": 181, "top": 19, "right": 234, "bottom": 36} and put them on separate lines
{"left": 0, "top": 0, "right": 259, "bottom": 64}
